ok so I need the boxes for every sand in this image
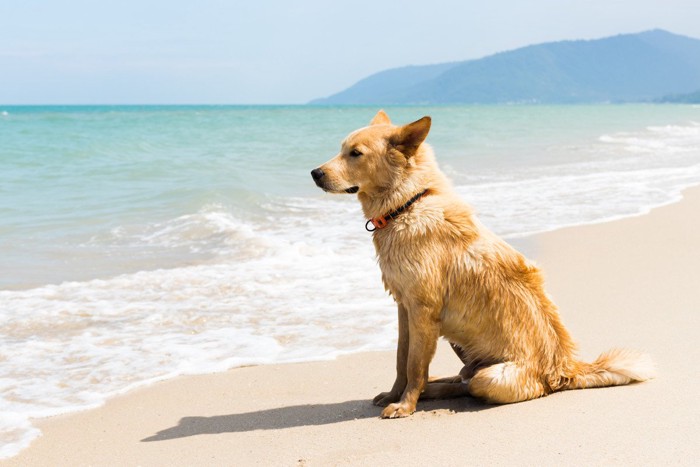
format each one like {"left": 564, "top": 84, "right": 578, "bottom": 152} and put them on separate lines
{"left": 4, "top": 187, "right": 700, "bottom": 466}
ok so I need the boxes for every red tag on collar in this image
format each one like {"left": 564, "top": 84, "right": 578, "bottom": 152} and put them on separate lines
{"left": 371, "top": 216, "right": 389, "bottom": 229}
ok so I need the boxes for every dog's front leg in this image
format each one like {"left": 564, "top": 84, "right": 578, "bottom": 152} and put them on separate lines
{"left": 381, "top": 304, "right": 439, "bottom": 418}
{"left": 373, "top": 304, "right": 409, "bottom": 406}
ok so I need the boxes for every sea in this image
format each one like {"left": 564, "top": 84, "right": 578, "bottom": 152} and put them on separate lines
{"left": 1, "top": 104, "right": 700, "bottom": 457}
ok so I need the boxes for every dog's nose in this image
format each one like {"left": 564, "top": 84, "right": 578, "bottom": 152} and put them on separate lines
{"left": 311, "top": 168, "right": 325, "bottom": 181}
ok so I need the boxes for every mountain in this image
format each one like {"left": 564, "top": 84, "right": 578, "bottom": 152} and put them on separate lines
{"left": 310, "top": 30, "right": 700, "bottom": 105}
{"left": 658, "top": 89, "right": 700, "bottom": 103}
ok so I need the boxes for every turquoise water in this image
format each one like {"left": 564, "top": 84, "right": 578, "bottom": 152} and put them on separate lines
{"left": 3, "top": 104, "right": 700, "bottom": 288}
{"left": 1, "top": 104, "right": 700, "bottom": 457}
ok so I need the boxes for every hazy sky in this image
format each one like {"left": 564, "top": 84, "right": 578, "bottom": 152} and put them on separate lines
{"left": 1, "top": 1, "right": 698, "bottom": 104}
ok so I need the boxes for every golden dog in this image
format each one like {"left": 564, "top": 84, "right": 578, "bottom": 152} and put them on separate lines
{"left": 311, "top": 111, "right": 654, "bottom": 418}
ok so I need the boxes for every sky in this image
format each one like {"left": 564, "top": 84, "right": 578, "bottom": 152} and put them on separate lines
{"left": 1, "top": 0, "right": 698, "bottom": 105}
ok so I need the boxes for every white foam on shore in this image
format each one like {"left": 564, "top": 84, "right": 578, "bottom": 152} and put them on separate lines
{"left": 464, "top": 163, "right": 700, "bottom": 238}
{"left": 2, "top": 119, "right": 700, "bottom": 459}
{"left": 0, "top": 415, "right": 41, "bottom": 460}
{"left": 0, "top": 202, "right": 396, "bottom": 458}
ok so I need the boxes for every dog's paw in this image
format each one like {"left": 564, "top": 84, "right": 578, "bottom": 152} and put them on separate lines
{"left": 372, "top": 391, "right": 401, "bottom": 407}
{"left": 380, "top": 402, "right": 415, "bottom": 419}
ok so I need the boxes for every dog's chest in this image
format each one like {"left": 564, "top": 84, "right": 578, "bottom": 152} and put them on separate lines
{"left": 372, "top": 225, "right": 438, "bottom": 300}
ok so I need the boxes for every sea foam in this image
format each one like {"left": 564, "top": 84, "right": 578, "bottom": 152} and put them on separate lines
{"left": 0, "top": 201, "right": 396, "bottom": 458}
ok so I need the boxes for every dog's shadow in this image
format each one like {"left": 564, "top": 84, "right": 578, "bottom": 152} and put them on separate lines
{"left": 142, "top": 397, "right": 490, "bottom": 442}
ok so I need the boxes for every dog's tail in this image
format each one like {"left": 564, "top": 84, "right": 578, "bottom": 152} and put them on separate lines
{"left": 562, "top": 348, "right": 656, "bottom": 390}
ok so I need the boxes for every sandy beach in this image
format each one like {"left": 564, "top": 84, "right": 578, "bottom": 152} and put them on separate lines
{"left": 5, "top": 186, "right": 700, "bottom": 466}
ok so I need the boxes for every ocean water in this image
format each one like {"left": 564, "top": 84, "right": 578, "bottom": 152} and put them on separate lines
{"left": 1, "top": 104, "right": 700, "bottom": 457}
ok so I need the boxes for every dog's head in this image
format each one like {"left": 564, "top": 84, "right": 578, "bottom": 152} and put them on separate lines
{"left": 311, "top": 110, "right": 431, "bottom": 196}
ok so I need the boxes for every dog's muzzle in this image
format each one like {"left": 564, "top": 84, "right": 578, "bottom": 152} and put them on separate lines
{"left": 311, "top": 168, "right": 357, "bottom": 193}
{"left": 311, "top": 168, "right": 325, "bottom": 187}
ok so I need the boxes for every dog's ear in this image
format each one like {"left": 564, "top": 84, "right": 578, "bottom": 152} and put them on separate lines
{"left": 370, "top": 110, "right": 391, "bottom": 126}
{"left": 391, "top": 116, "right": 431, "bottom": 155}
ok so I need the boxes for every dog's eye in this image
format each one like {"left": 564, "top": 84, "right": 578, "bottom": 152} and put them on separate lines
{"left": 350, "top": 149, "right": 363, "bottom": 157}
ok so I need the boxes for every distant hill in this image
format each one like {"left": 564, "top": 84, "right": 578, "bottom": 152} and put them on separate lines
{"left": 310, "top": 30, "right": 700, "bottom": 105}
{"left": 658, "top": 89, "right": 700, "bottom": 103}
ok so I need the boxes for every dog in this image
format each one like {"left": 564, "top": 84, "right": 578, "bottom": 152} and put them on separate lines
{"left": 311, "top": 110, "right": 654, "bottom": 418}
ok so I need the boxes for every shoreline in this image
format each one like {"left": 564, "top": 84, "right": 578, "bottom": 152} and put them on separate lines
{"left": 4, "top": 186, "right": 700, "bottom": 465}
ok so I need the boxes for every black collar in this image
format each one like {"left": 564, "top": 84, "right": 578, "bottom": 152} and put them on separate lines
{"left": 365, "top": 189, "right": 429, "bottom": 232}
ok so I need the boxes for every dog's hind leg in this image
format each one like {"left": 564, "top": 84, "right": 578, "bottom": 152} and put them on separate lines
{"left": 420, "top": 343, "right": 478, "bottom": 400}
{"left": 428, "top": 375, "right": 463, "bottom": 384}
{"left": 427, "top": 343, "right": 491, "bottom": 384}
{"left": 421, "top": 380, "right": 471, "bottom": 399}
{"left": 468, "top": 362, "right": 546, "bottom": 404}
